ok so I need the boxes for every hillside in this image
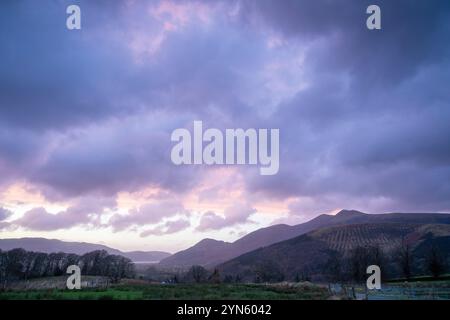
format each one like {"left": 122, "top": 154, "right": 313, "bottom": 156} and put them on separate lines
{"left": 157, "top": 239, "right": 232, "bottom": 268}
{"left": 217, "top": 223, "right": 450, "bottom": 282}
{"left": 159, "top": 210, "right": 450, "bottom": 268}
{"left": 0, "top": 238, "right": 171, "bottom": 263}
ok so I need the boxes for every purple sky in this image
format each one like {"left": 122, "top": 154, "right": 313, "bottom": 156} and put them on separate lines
{"left": 0, "top": 0, "right": 449, "bottom": 252}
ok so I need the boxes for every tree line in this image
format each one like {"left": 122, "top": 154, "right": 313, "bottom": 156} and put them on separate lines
{"left": 157, "top": 242, "right": 448, "bottom": 284}
{"left": 325, "top": 241, "right": 448, "bottom": 283}
{"left": 0, "top": 248, "right": 135, "bottom": 288}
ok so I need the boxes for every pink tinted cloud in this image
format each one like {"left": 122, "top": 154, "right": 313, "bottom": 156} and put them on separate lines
{"left": 150, "top": 0, "right": 213, "bottom": 30}
{"left": 14, "top": 207, "right": 90, "bottom": 231}
{"left": 197, "top": 202, "right": 257, "bottom": 231}
{"left": 140, "top": 218, "right": 190, "bottom": 237}
{"left": 10, "top": 196, "right": 115, "bottom": 231}
{"left": 109, "top": 199, "right": 189, "bottom": 232}
{"left": 0, "top": 222, "right": 9, "bottom": 230}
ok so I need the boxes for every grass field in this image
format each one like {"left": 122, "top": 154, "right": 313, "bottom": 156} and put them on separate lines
{"left": 0, "top": 281, "right": 330, "bottom": 300}
{"left": 3, "top": 277, "right": 450, "bottom": 300}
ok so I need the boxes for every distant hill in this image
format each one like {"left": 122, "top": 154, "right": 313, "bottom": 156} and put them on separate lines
{"left": 0, "top": 238, "right": 171, "bottom": 263}
{"left": 218, "top": 223, "right": 450, "bottom": 281}
{"left": 159, "top": 210, "right": 450, "bottom": 268}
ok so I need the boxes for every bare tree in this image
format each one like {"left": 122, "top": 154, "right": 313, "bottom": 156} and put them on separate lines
{"left": 0, "top": 250, "right": 8, "bottom": 290}
{"left": 254, "top": 260, "right": 284, "bottom": 283}
{"left": 397, "top": 240, "right": 413, "bottom": 280}
{"left": 325, "top": 251, "right": 343, "bottom": 282}
{"left": 209, "top": 268, "right": 221, "bottom": 284}
{"left": 348, "top": 246, "right": 369, "bottom": 283}
{"left": 426, "top": 244, "right": 446, "bottom": 279}
{"left": 367, "top": 245, "right": 386, "bottom": 281}
{"left": 188, "top": 265, "right": 208, "bottom": 283}
{"left": 347, "top": 245, "right": 386, "bottom": 283}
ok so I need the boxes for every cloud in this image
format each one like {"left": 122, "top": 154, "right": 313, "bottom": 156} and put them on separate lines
{"left": 197, "top": 202, "right": 257, "bottom": 231}
{"left": 0, "top": 0, "right": 272, "bottom": 200}
{"left": 11, "top": 196, "right": 114, "bottom": 231}
{"left": 0, "top": 207, "right": 12, "bottom": 221}
{"left": 140, "top": 218, "right": 191, "bottom": 237}
{"left": 13, "top": 207, "right": 92, "bottom": 232}
{"left": 28, "top": 115, "right": 201, "bottom": 200}
{"left": 237, "top": 0, "right": 450, "bottom": 213}
{"left": 237, "top": 0, "right": 450, "bottom": 87}
{"left": 109, "top": 199, "right": 189, "bottom": 232}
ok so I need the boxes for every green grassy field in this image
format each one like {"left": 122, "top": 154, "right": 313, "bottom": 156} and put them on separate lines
{"left": 0, "top": 282, "right": 330, "bottom": 300}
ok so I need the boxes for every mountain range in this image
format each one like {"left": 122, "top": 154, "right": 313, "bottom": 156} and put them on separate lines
{"left": 218, "top": 222, "right": 450, "bottom": 281}
{"left": 0, "top": 238, "right": 171, "bottom": 263}
{"left": 158, "top": 210, "right": 450, "bottom": 268}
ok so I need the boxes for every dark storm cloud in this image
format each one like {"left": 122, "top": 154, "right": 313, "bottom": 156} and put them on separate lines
{"left": 238, "top": 0, "right": 450, "bottom": 87}
{"left": 0, "top": 125, "right": 46, "bottom": 184}
{"left": 0, "top": 0, "right": 262, "bottom": 131}
{"left": 0, "top": 1, "right": 138, "bottom": 130}
{"left": 28, "top": 116, "right": 199, "bottom": 199}
{"left": 0, "top": 0, "right": 263, "bottom": 199}
{"left": 237, "top": 0, "right": 450, "bottom": 212}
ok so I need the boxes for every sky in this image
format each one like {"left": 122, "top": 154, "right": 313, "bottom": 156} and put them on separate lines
{"left": 0, "top": 0, "right": 450, "bottom": 253}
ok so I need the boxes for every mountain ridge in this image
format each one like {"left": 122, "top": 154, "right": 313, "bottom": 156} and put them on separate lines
{"left": 159, "top": 210, "right": 450, "bottom": 268}
{"left": 217, "top": 222, "right": 450, "bottom": 281}
{"left": 0, "top": 237, "right": 171, "bottom": 263}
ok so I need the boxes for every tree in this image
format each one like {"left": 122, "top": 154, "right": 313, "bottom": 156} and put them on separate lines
{"left": 426, "top": 244, "right": 446, "bottom": 279}
{"left": 0, "top": 250, "right": 8, "bottom": 289}
{"left": 79, "top": 250, "right": 110, "bottom": 276}
{"left": 5, "top": 249, "right": 28, "bottom": 281}
{"left": 254, "top": 261, "right": 284, "bottom": 283}
{"left": 186, "top": 265, "right": 208, "bottom": 283}
{"left": 299, "top": 270, "right": 311, "bottom": 282}
{"left": 29, "top": 252, "right": 49, "bottom": 278}
{"left": 397, "top": 240, "right": 413, "bottom": 280}
{"left": 223, "top": 275, "right": 233, "bottom": 283}
{"left": 346, "top": 245, "right": 386, "bottom": 283}
{"left": 209, "top": 269, "right": 221, "bottom": 284}
{"left": 348, "top": 246, "right": 369, "bottom": 283}
{"left": 366, "top": 245, "right": 386, "bottom": 281}
{"left": 325, "top": 251, "right": 343, "bottom": 282}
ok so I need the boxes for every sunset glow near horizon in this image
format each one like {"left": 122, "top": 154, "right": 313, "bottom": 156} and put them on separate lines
{"left": 1, "top": 1, "right": 449, "bottom": 253}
